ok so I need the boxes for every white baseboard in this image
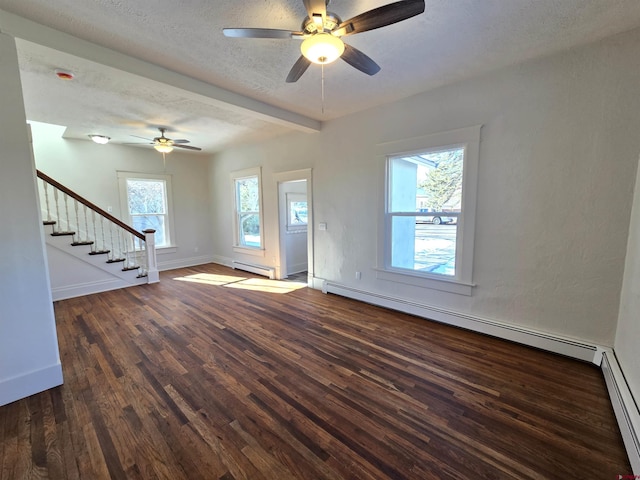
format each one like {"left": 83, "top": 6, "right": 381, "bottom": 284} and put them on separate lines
{"left": 158, "top": 254, "right": 215, "bottom": 271}
{"left": 52, "top": 277, "right": 145, "bottom": 301}
{"left": 0, "top": 363, "right": 63, "bottom": 407}
{"left": 322, "top": 281, "right": 599, "bottom": 363}
{"left": 602, "top": 351, "right": 640, "bottom": 474}
{"left": 211, "top": 255, "right": 234, "bottom": 269}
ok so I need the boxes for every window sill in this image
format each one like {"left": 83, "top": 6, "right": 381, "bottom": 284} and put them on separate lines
{"left": 233, "top": 246, "right": 266, "bottom": 257}
{"left": 375, "top": 268, "right": 475, "bottom": 296}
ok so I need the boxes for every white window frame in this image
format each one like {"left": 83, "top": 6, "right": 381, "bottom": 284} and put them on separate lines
{"left": 117, "top": 171, "right": 176, "bottom": 251}
{"left": 231, "top": 167, "right": 265, "bottom": 256}
{"left": 376, "top": 125, "right": 481, "bottom": 296}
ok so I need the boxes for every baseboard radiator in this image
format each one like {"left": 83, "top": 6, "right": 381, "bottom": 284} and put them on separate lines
{"left": 322, "top": 281, "right": 599, "bottom": 363}
{"left": 232, "top": 261, "right": 275, "bottom": 279}
{"left": 602, "top": 351, "right": 640, "bottom": 473}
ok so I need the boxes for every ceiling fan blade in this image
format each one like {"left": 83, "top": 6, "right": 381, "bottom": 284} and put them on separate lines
{"left": 302, "top": 0, "right": 326, "bottom": 25}
{"left": 223, "top": 28, "right": 299, "bottom": 39}
{"left": 174, "top": 144, "right": 202, "bottom": 151}
{"left": 335, "top": 0, "right": 425, "bottom": 37}
{"left": 341, "top": 44, "right": 381, "bottom": 76}
{"left": 129, "top": 135, "right": 153, "bottom": 141}
{"left": 286, "top": 55, "right": 312, "bottom": 83}
{"left": 172, "top": 139, "right": 190, "bottom": 144}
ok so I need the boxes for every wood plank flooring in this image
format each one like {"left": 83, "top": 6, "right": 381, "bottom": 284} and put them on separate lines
{"left": 0, "top": 263, "right": 632, "bottom": 479}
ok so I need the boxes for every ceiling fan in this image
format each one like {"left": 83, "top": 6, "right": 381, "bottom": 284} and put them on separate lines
{"left": 223, "top": 0, "right": 425, "bottom": 83}
{"left": 128, "top": 128, "right": 202, "bottom": 153}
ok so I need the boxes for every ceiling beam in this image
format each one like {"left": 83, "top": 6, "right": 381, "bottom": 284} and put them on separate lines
{"left": 0, "top": 9, "right": 321, "bottom": 133}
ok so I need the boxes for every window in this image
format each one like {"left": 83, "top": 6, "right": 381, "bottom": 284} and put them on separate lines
{"left": 286, "top": 193, "right": 308, "bottom": 232}
{"left": 232, "top": 168, "right": 264, "bottom": 252}
{"left": 378, "top": 126, "right": 480, "bottom": 295}
{"left": 118, "top": 172, "right": 174, "bottom": 248}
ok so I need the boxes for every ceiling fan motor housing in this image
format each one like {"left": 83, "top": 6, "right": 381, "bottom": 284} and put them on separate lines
{"left": 302, "top": 12, "right": 341, "bottom": 34}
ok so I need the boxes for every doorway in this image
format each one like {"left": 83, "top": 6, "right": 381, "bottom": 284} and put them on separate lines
{"left": 275, "top": 169, "right": 313, "bottom": 283}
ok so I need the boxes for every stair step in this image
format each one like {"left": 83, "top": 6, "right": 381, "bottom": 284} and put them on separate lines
{"left": 107, "top": 258, "right": 126, "bottom": 264}
{"left": 43, "top": 220, "right": 56, "bottom": 226}
{"left": 71, "top": 241, "right": 94, "bottom": 246}
{"left": 136, "top": 273, "right": 148, "bottom": 279}
{"left": 89, "top": 250, "right": 110, "bottom": 256}
{"left": 51, "top": 231, "right": 75, "bottom": 237}
{"left": 122, "top": 266, "right": 140, "bottom": 272}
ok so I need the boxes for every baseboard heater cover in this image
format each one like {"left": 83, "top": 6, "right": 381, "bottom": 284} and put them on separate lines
{"left": 602, "top": 351, "right": 640, "bottom": 474}
{"left": 322, "top": 281, "right": 599, "bottom": 363}
{"left": 232, "top": 261, "right": 275, "bottom": 279}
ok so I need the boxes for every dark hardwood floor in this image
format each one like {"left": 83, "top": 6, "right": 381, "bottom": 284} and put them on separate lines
{"left": 0, "top": 264, "right": 631, "bottom": 479}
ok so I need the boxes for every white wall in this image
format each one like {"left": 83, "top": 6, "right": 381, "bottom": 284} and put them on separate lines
{"left": 31, "top": 122, "right": 215, "bottom": 272}
{"left": 211, "top": 27, "right": 640, "bottom": 347}
{"left": 0, "top": 33, "right": 63, "bottom": 406}
{"left": 616, "top": 153, "right": 640, "bottom": 405}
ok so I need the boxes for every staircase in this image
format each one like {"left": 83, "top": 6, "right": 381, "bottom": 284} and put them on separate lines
{"left": 37, "top": 170, "right": 159, "bottom": 301}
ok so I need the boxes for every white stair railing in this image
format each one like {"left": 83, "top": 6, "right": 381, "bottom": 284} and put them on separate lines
{"left": 37, "top": 170, "right": 158, "bottom": 283}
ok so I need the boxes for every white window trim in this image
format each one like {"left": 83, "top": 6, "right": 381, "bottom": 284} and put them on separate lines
{"left": 231, "top": 167, "right": 265, "bottom": 256}
{"left": 117, "top": 171, "right": 176, "bottom": 249}
{"left": 376, "top": 125, "right": 481, "bottom": 295}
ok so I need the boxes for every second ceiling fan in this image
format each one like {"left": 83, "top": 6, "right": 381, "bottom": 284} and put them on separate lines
{"left": 223, "top": 0, "right": 425, "bottom": 83}
{"left": 129, "top": 128, "right": 202, "bottom": 153}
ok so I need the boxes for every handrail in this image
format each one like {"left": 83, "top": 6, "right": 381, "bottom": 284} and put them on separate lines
{"left": 36, "top": 169, "right": 144, "bottom": 240}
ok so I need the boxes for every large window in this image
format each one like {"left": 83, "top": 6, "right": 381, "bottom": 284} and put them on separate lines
{"left": 232, "top": 168, "right": 264, "bottom": 252}
{"left": 379, "top": 126, "right": 480, "bottom": 295}
{"left": 118, "top": 172, "right": 174, "bottom": 248}
{"left": 389, "top": 147, "right": 463, "bottom": 276}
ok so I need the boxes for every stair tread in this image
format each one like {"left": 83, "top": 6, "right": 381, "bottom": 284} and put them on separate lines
{"left": 89, "top": 250, "right": 110, "bottom": 255}
{"left": 43, "top": 220, "right": 56, "bottom": 225}
{"left": 51, "top": 231, "right": 75, "bottom": 236}
{"left": 122, "top": 266, "right": 140, "bottom": 271}
{"left": 71, "top": 241, "right": 94, "bottom": 246}
{"left": 106, "top": 258, "right": 126, "bottom": 264}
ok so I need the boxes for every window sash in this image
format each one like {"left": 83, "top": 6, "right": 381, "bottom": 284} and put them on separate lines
{"left": 232, "top": 168, "right": 263, "bottom": 251}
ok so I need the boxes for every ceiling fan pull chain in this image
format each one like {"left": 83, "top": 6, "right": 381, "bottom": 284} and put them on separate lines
{"left": 321, "top": 63, "right": 325, "bottom": 114}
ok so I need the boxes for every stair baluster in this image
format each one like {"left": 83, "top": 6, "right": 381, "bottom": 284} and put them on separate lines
{"left": 37, "top": 169, "right": 157, "bottom": 286}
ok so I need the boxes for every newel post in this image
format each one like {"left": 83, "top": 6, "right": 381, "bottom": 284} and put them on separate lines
{"left": 143, "top": 229, "right": 160, "bottom": 283}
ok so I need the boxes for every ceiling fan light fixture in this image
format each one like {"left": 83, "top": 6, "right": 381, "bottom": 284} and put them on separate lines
{"left": 88, "top": 134, "right": 110, "bottom": 144}
{"left": 301, "top": 33, "right": 344, "bottom": 64}
{"left": 154, "top": 144, "right": 174, "bottom": 153}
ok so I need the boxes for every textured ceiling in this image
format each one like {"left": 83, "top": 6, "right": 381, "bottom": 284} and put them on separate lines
{"left": 1, "top": 0, "right": 640, "bottom": 153}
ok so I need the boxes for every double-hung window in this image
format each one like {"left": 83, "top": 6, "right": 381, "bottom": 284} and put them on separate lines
{"left": 232, "top": 167, "right": 264, "bottom": 252}
{"left": 118, "top": 172, "right": 174, "bottom": 248}
{"left": 379, "top": 126, "right": 481, "bottom": 295}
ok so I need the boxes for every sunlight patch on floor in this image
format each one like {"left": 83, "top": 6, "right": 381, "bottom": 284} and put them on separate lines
{"left": 224, "top": 278, "right": 307, "bottom": 294}
{"left": 172, "top": 273, "right": 306, "bottom": 294}
{"left": 173, "top": 273, "right": 247, "bottom": 286}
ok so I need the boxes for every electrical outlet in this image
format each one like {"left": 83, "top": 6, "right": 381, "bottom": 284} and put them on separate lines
{"left": 319, "top": 222, "right": 327, "bottom": 231}
{"left": 355, "top": 271, "right": 362, "bottom": 280}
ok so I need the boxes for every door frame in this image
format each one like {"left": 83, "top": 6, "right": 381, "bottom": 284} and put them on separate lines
{"left": 273, "top": 169, "right": 313, "bottom": 283}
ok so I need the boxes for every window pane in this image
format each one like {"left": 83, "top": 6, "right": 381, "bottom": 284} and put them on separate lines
{"left": 237, "top": 177, "right": 259, "bottom": 212}
{"left": 127, "top": 179, "right": 166, "bottom": 215}
{"left": 239, "top": 213, "right": 261, "bottom": 248}
{"left": 388, "top": 146, "right": 464, "bottom": 277}
{"left": 290, "top": 201, "right": 307, "bottom": 225}
{"left": 132, "top": 215, "right": 166, "bottom": 247}
{"left": 417, "top": 148, "right": 464, "bottom": 214}
{"left": 390, "top": 216, "right": 457, "bottom": 276}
